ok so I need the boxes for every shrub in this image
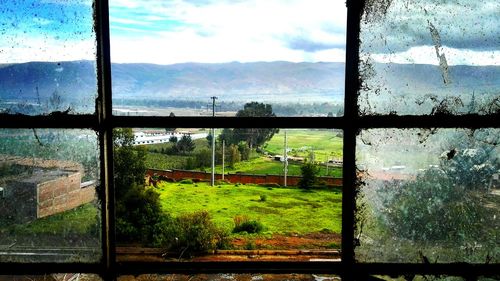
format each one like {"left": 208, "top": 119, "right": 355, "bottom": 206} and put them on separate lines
{"left": 258, "top": 182, "right": 280, "bottom": 188}
{"left": 233, "top": 215, "right": 264, "bottom": 234}
{"left": 179, "top": 178, "right": 193, "bottom": 184}
{"left": 298, "top": 162, "right": 319, "bottom": 189}
{"left": 115, "top": 184, "right": 163, "bottom": 244}
{"left": 175, "top": 211, "right": 228, "bottom": 255}
{"left": 194, "top": 148, "right": 212, "bottom": 168}
{"left": 259, "top": 194, "right": 267, "bottom": 202}
{"left": 151, "top": 211, "right": 230, "bottom": 255}
{"left": 245, "top": 240, "right": 257, "bottom": 250}
{"left": 151, "top": 214, "right": 181, "bottom": 248}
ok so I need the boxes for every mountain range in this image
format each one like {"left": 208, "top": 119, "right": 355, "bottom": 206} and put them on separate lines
{"left": 0, "top": 60, "right": 498, "bottom": 112}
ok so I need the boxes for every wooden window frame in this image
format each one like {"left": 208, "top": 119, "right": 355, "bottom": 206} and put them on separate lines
{"left": 0, "top": 0, "right": 497, "bottom": 280}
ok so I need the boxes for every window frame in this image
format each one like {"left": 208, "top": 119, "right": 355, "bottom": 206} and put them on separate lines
{"left": 0, "top": 0, "right": 498, "bottom": 280}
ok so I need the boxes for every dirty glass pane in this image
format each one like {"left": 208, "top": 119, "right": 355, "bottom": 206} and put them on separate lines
{"left": 0, "top": 1, "right": 97, "bottom": 115}
{"left": 0, "top": 129, "right": 101, "bottom": 262}
{"left": 113, "top": 128, "right": 342, "bottom": 262}
{"left": 359, "top": 1, "right": 500, "bottom": 115}
{"left": 355, "top": 128, "right": 499, "bottom": 263}
{"left": 118, "top": 274, "right": 341, "bottom": 281}
{"left": 0, "top": 275, "right": 101, "bottom": 281}
{"left": 109, "top": 0, "right": 346, "bottom": 117}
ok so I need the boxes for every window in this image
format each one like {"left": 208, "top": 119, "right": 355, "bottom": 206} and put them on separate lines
{"left": 0, "top": 1, "right": 498, "bottom": 281}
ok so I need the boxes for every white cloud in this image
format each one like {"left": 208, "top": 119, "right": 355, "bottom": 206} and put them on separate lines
{"left": 311, "top": 49, "right": 346, "bottom": 63}
{"left": 0, "top": 37, "right": 95, "bottom": 63}
{"left": 370, "top": 45, "right": 500, "bottom": 66}
{"left": 109, "top": 16, "right": 151, "bottom": 26}
{"left": 109, "top": 0, "right": 347, "bottom": 64}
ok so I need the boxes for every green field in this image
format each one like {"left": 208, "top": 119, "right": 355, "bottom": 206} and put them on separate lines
{"left": 145, "top": 129, "right": 343, "bottom": 177}
{"left": 264, "top": 129, "right": 343, "bottom": 162}
{"left": 145, "top": 152, "right": 188, "bottom": 170}
{"left": 7, "top": 203, "right": 99, "bottom": 236}
{"left": 205, "top": 157, "right": 342, "bottom": 177}
{"left": 157, "top": 181, "right": 342, "bottom": 235}
{"left": 0, "top": 203, "right": 100, "bottom": 250}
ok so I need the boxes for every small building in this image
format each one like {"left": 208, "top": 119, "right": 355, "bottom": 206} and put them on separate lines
{"left": 0, "top": 156, "right": 96, "bottom": 224}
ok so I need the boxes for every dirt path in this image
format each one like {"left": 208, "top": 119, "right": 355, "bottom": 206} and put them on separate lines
{"left": 231, "top": 233, "right": 341, "bottom": 250}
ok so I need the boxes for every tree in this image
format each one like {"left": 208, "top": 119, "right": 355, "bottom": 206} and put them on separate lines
{"left": 237, "top": 141, "right": 251, "bottom": 160}
{"left": 194, "top": 148, "right": 212, "bottom": 168}
{"left": 175, "top": 134, "right": 195, "bottom": 154}
{"left": 165, "top": 112, "right": 176, "bottom": 133}
{"left": 220, "top": 102, "right": 279, "bottom": 149}
{"left": 206, "top": 132, "right": 213, "bottom": 146}
{"left": 228, "top": 144, "right": 241, "bottom": 168}
{"left": 378, "top": 169, "right": 485, "bottom": 243}
{"left": 298, "top": 162, "right": 319, "bottom": 189}
{"left": 375, "top": 129, "right": 499, "bottom": 249}
{"left": 113, "top": 128, "right": 164, "bottom": 243}
{"left": 169, "top": 135, "right": 178, "bottom": 143}
{"left": 113, "top": 128, "right": 147, "bottom": 199}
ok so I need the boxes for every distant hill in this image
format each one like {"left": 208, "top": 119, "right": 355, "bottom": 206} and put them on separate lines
{"left": 0, "top": 60, "right": 498, "bottom": 108}
{"left": 0, "top": 61, "right": 97, "bottom": 102}
{"left": 0, "top": 61, "right": 345, "bottom": 103}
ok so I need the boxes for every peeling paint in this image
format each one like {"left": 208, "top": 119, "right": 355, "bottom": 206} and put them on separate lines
{"left": 428, "top": 21, "right": 451, "bottom": 85}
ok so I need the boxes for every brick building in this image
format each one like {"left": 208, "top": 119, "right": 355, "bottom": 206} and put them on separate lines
{"left": 0, "top": 156, "right": 96, "bottom": 224}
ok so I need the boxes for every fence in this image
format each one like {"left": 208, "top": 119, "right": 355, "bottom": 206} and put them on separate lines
{"left": 146, "top": 168, "right": 342, "bottom": 187}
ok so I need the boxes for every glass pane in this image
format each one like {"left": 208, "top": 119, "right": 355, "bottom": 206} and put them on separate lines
{"left": 109, "top": 0, "right": 346, "bottom": 117}
{"left": 0, "top": 129, "right": 101, "bottom": 263}
{"left": 118, "top": 274, "right": 341, "bottom": 281}
{"left": 359, "top": 1, "right": 500, "bottom": 115}
{"left": 114, "top": 128, "right": 342, "bottom": 262}
{"left": 356, "top": 128, "right": 499, "bottom": 263}
{"left": 0, "top": 0, "right": 97, "bottom": 115}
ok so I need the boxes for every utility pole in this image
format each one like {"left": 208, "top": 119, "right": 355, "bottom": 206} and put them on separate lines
{"left": 222, "top": 139, "right": 225, "bottom": 181}
{"left": 210, "top": 96, "right": 217, "bottom": 186}
{"left": 283, "top": 130, "right": 288, "bottom": 187}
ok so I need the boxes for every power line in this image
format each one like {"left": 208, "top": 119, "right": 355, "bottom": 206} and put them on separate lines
{"left": 210, "top": 96, "right": 218, "bottom": 186}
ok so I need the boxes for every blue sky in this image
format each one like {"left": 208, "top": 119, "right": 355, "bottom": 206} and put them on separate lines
{"left": 0, "top": 0, "right": 498, "bottom": 65}
{"left": 0, "top": 0, "right": 95, "bottom": 63}
{"left": 108, "top": 0, "right": 347, "bottom": 64}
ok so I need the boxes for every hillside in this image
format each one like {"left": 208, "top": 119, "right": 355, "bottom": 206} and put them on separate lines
{"left": 0, "top": 60, "right": 498, "bottom": 114}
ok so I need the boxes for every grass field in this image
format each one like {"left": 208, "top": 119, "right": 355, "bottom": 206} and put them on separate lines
{"left": 205, "top": 157, "right": 342, "bottom": 177}
{"left": 145, "top": 129, "right": 343, "bottom": 177}
{"left": 4, "top": 203, "right": 99, "bottom": 236}
{"left": 157, "top": 181, "right": 342, "bottom": 235}
{"left": 145, "top": 152, "right": 188, "bottom": 170}
{"left": 0, "top": 203, "right": 100, "bottom": 250}
{"left": 264, "top": 129, "right": 343, "bottom": 162}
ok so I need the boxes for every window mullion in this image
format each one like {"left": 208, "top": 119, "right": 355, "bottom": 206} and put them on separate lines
{"left": 95, "top": 0, "right": 116, "bottom": 279}
{"left": 343, "top": 0, "right": 363, "bottom": 280}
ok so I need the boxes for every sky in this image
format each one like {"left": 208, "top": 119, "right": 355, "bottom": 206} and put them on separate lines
{"left": 0, "top": 0, "right": 95, "bottom": 63}
{"left": 0, "top": 0, "right": 498, "bottom": 65}
{"left": 108, "top": 0, "right": 347, "bottom": 64}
